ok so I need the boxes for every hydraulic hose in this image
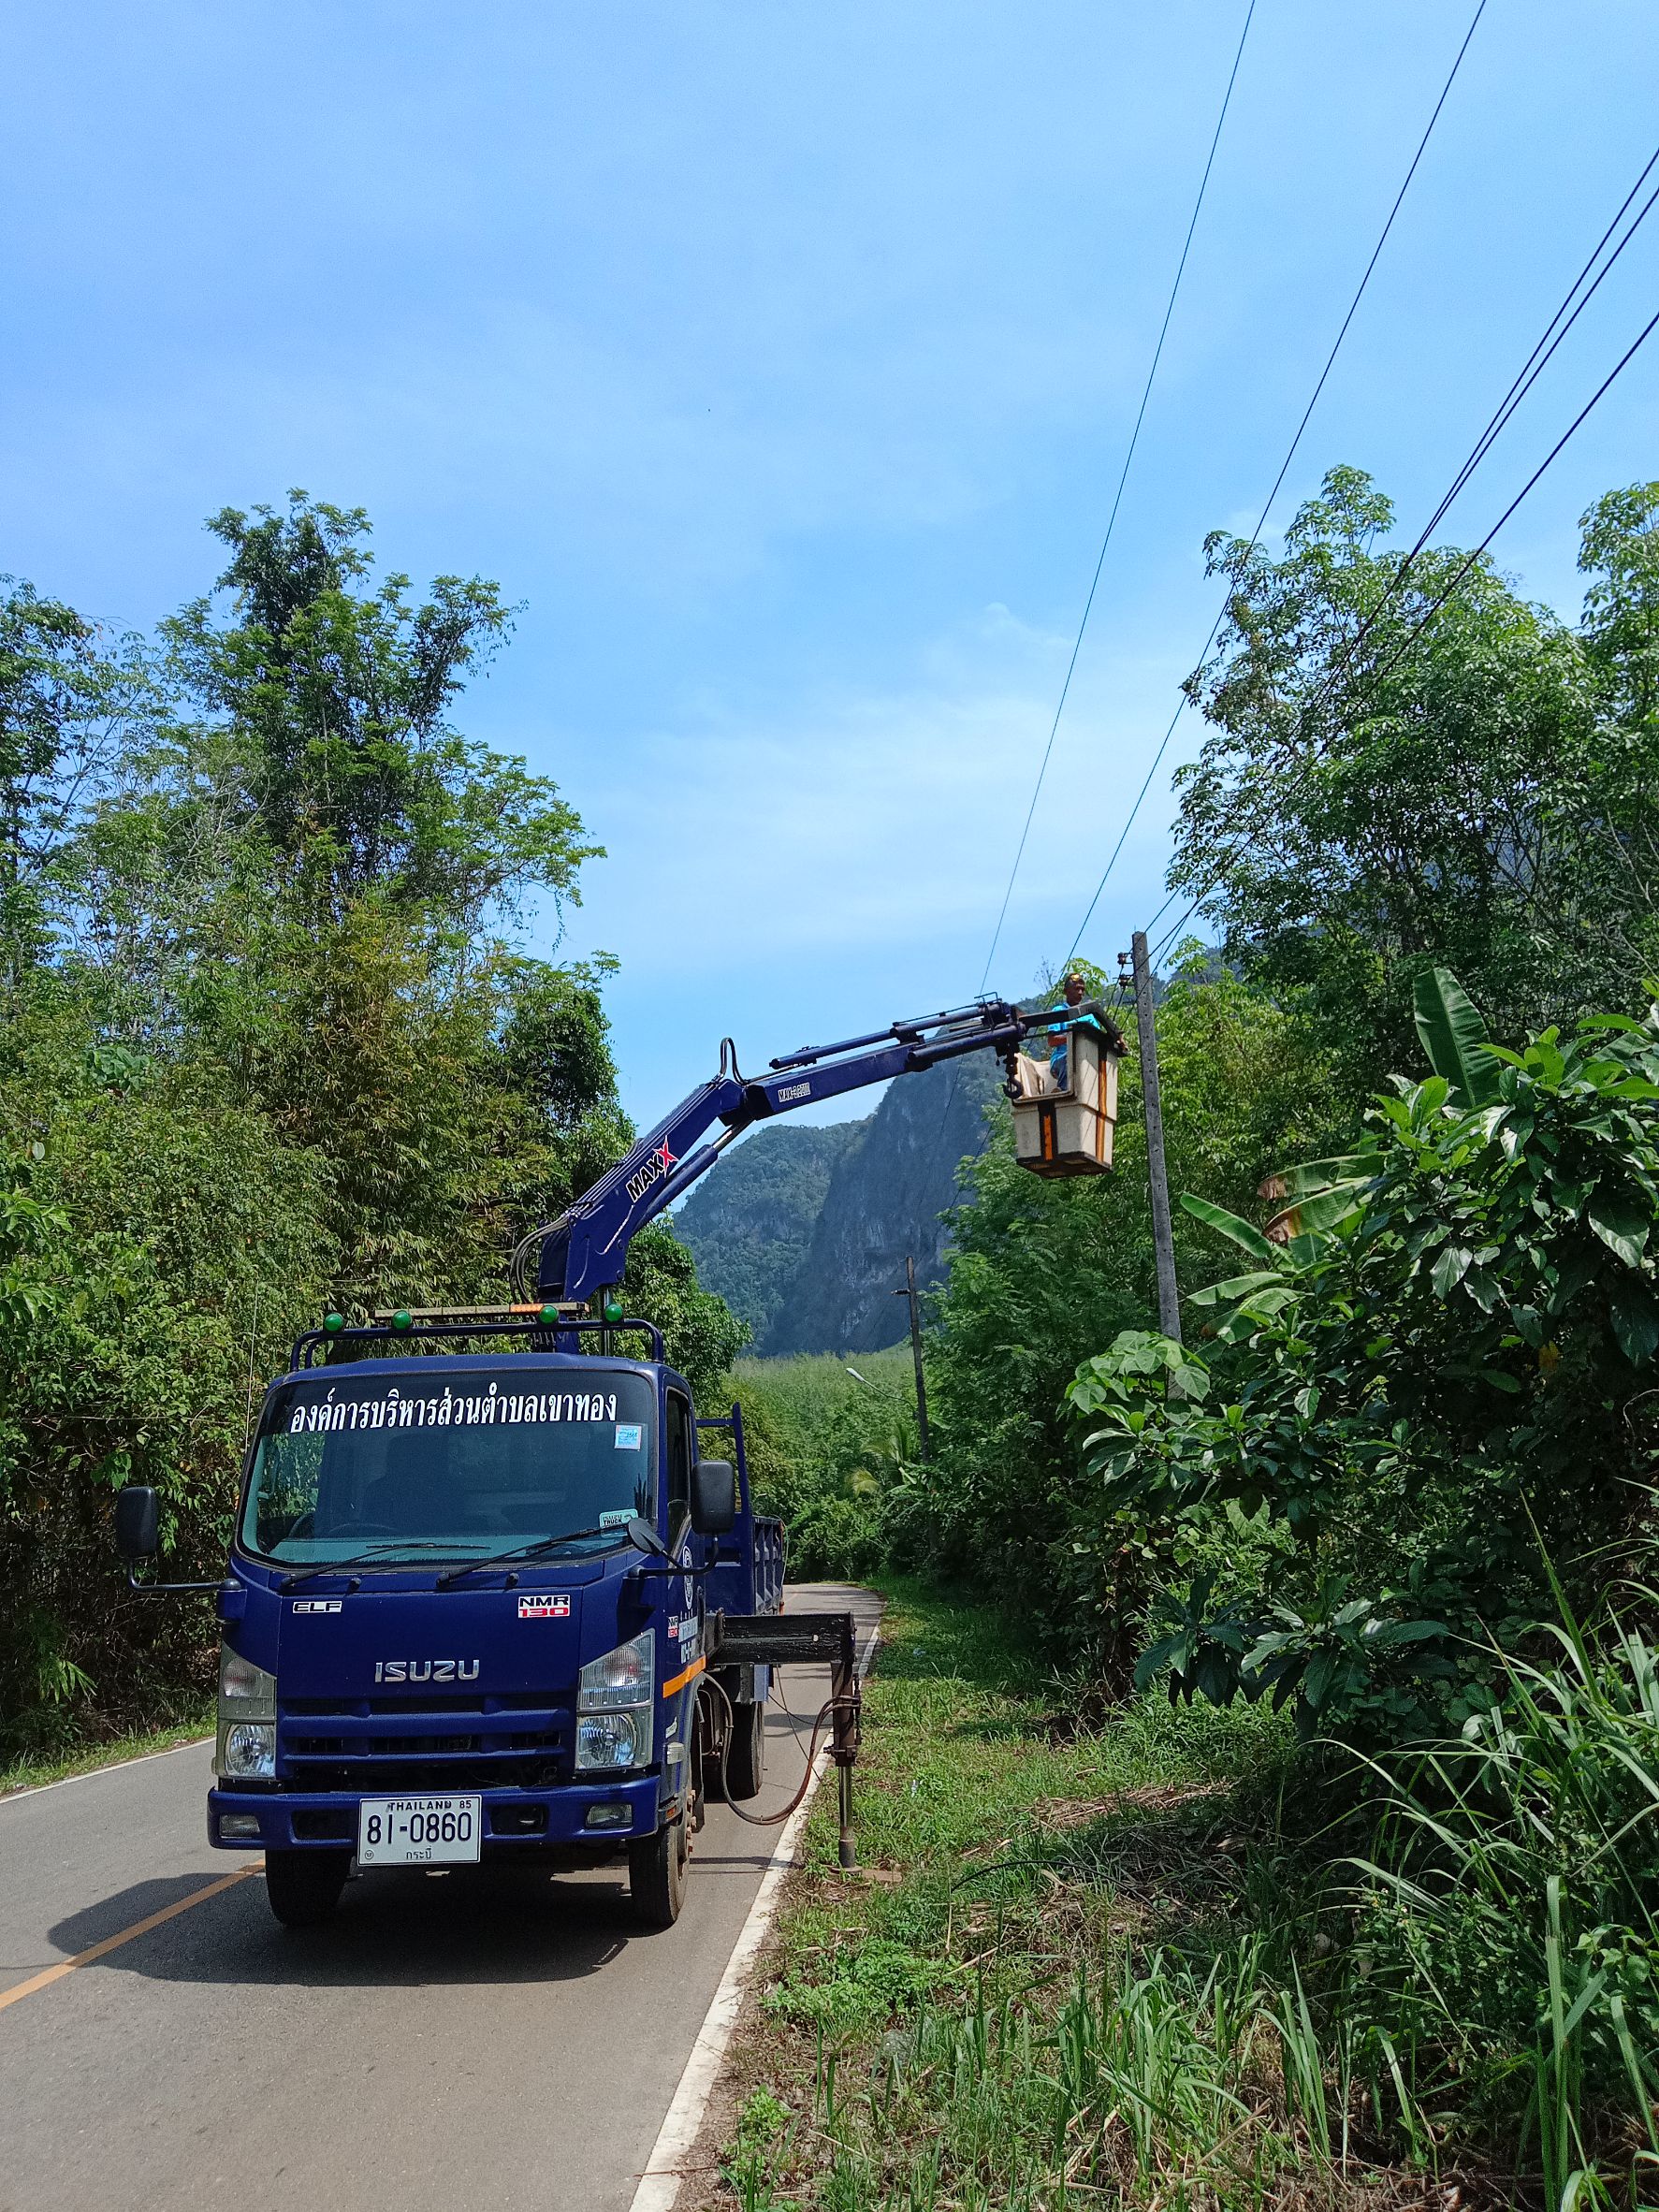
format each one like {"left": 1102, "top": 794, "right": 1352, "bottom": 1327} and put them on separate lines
{"left": 700, "top": 1674, "right": 853, "bottom": 1830}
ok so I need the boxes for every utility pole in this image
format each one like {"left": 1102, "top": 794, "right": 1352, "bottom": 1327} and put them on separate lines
{"left": 892, "top": 1254, "right": 932, "bottom": 1461}
{"left": 1129, "top": 931, "right": 1182, "bottom": 1346}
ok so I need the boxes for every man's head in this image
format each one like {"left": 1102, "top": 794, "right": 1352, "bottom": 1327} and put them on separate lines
{"left": 1063, "top": 973, "right": 1086, "bottom": 1007}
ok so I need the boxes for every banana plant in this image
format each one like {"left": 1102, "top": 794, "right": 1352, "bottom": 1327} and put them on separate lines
{"left": 1180, "top": 1171, "right": 1374, "bottom": 1342}
{"left": 1179, "top": 971, "right": 1506, "bottom": 1338}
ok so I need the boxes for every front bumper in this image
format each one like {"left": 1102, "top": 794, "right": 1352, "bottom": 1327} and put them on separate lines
{"left": 208, "top": 1773, "right": 663, "bottom": 1851}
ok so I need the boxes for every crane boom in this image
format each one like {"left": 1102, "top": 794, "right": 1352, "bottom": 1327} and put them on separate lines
{"left": 525, "top": 996, "right": 1123, "bottom": 1306}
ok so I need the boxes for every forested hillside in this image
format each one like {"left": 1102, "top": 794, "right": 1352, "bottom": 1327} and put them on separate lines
{"left": 0, "top": 496, "right": 740, "bottom": 1758}
{"left": 672, "top": 1120, "right": 864, "bottom": 1345}
{"left": 677, "top": 1051, "right": 1001, "bottom": 1353}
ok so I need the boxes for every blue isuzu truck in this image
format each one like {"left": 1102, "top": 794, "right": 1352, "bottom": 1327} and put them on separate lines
{"left": 118, "top": 1310, "right": 810, "bottom": 1929}
{"left": 114, "top": 997, "right": 1117, "bottom": 1931}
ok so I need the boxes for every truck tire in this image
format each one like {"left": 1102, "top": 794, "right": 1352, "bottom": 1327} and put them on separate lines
{"left": 265, "top": 1848, "right": 350, "bottom": 1928}
{"left": 701, "top": 1689, "right": 728, "bottom": 1806}
{"left": 628, "top": 1812, "right": 688, "bottom": 1930}
{"left": 724, "top": 1700, "right": 766, "bottom": 1802}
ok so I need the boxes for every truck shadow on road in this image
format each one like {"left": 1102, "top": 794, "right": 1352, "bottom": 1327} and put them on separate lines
{"left": 49, "top": 1863, "right": 637, "bottom": 1988}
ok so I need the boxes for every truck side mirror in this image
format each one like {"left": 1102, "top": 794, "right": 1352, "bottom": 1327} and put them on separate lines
{"left": 690, "top": 1459, "right": 737, "bottom": 1537}
{"left": 626, "top": 1515, "right": 670, "bottom": 1560}
{"left": 115, "top": 1485, "right": 160, "bottom": 1564}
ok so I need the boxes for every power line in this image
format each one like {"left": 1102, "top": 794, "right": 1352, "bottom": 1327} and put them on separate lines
{"left": 1141, "top": 294, "right": 1659, "bottom": 968}
{"left": 1060, "top": 0, "right": 1489, "bottom": 970}
{"left": 1306, "top": 138, "right": 1659, "bottom": 713}
{"left": 978, "top": 0, "right": 1258, "bottom": 992}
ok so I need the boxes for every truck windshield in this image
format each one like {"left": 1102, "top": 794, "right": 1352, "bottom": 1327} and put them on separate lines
{"left": 240, "top": 1370, "right": 657, "bottom": 1565}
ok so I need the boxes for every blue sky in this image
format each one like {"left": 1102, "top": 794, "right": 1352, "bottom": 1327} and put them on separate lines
{"left": 6, "top": 2, "right": 1658, "bottom": 1126}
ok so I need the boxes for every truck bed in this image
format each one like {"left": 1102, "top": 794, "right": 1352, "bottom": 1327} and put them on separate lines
{"left": 706, "top": 1511, "right": 784, "bottom": 1620}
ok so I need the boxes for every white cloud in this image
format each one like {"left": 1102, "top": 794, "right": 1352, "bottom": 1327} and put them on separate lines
{"left": 559, "top": 600, "right": 1198, "bottom": 999}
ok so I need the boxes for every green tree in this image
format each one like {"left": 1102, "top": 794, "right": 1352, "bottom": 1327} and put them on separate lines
{"left": 0, "top": 1050, "right": 328, "bottom": 1747}
{"left": 0, "top": 501, "right": 741, "bottom": 1757}
{"left": 79, "top": 493, "right": 614, "bottom": 1312}
{"left": 162, "top": 494, "right": 596, "bottom": 924}
{"left": 0, "top": 579, "right": 155, "bottom": 984}
{"left": 1171, "top": 468, "right": 1659, "bottom": 1089}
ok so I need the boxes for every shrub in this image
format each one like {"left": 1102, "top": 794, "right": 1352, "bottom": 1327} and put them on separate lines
{"left": 1067, "top": 976, "right": 1659, "bottom": 1740}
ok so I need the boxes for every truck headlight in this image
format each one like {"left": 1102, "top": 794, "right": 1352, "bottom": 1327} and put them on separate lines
{"left": 220, "top": 1722, "right": 276, "bottom": 1779}
{"left": 218, "top": 1641, "right": 275, "bottom": 1718}
{"left": 578, "top": 1629, "right": 653, "bottom": 1711}
{"left": 576, "top": 1631, "right": 652, "bottom": 1769}
{"left": 575, "top": 1710, "right": 648, "bottom": 1770}
{"left": 216, "top": 1642, "right": 276, "bottom": 1779}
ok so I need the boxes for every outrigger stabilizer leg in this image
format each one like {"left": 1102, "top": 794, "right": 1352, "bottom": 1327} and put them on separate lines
{"left": 707, "top": 1608, "right": 864, "bottom": 1870}
{"left": 831, "top": 1625, "right": 863, "bottom": 1871}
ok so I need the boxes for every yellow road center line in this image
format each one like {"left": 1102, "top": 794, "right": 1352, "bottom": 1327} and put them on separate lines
{"left": 0, "top": 1863, "right": 262, "bottom": 2016}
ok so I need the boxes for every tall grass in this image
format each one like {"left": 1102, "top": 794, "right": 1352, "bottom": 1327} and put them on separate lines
{"left": 733, "top": 1348, "right": 915, "bottom": 1433}
{"left": 733, "top": 1941, "right": 1436, "bottom": 2210}
{"left": 713, "top": 1575, "right": 1659, "bottom": 2212}
{"left": 1351, "top": 1568, "right": 1659, "bottom": 2205}
{"left": 732, "top": 1350, "right": 919, "bottom": 1578}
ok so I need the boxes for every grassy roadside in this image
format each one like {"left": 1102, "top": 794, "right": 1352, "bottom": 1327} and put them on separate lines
{"left": 0, "top": 1707, "right": 215, "bottom": 1798}
{"left": 693, "top": 1579, "right": 1473, "bottom": 2212}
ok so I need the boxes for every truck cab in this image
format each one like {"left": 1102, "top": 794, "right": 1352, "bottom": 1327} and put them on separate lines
{"left": 147, "top": 1316, "right": 782, "bottom": 1930}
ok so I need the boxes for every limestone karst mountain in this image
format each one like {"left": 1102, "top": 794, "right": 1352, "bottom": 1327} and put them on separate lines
{"left": 675, "top": 1053, "right": 1001, "bottom": 1353}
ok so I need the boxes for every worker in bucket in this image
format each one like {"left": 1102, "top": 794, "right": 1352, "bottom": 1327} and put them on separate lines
{"left": 1047, "top": 972, "right": 1100, "bottom": 1092}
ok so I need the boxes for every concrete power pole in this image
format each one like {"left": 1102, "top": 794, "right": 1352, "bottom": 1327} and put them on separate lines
{"left": 893, "top": 1254, "right": 932, "bottom": 1461}
{"left": 1130, "top": 930, "right": 1182, "bottom": 1345}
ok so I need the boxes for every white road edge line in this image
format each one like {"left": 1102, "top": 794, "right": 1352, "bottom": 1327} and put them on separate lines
{"left": 629, "top": 1610, "right": 883, "bottom": 2212}
{"left": 1, "top": 1735, "right": 212, "bottom": 1807}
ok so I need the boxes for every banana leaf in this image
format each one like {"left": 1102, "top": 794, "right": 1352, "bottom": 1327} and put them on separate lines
{"left": 1188, "top": 1268, "right": 1288, "bottom": 1308}
{"left": 1412, "top": 968, "right": 1500, "bottom": 1108}
{"left": 1177, "top": 1192, "right": 1275, "bottom": 1261}
{"left": 1258, "top": 1154, "right": 1375, "bottom": 1201}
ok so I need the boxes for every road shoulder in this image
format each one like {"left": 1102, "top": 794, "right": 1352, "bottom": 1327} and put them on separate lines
{"left": 631, "top": 1582, "right": 885, "bottom": 2212}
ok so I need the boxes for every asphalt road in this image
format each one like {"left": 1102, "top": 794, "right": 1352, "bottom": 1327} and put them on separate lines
{"left": 0, "top": 1581, "right": 880, "bottom": 2212}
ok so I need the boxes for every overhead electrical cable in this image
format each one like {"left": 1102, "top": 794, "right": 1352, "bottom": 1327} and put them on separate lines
{"left": 1060, "top": 0, "right": 1488, "bottom": 970}
{"left": 1404, "top": 141, "right": 1659, "bottom": 553}
{"left": 1140, "top": 295, "right": 1659, "bottom": 969}
{"left": 977, "top": 0, "right": 1258, "bottom": 992}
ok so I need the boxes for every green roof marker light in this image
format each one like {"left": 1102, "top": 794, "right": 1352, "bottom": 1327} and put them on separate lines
{"left": 602, "top": 1295, "right": 625, "bottom": 1324}
{"left": 390, "top": 1310, "right": 412, "bottom": 1332}
{"left": 322, "top": 1313, "right": 345, "bottom": 1335}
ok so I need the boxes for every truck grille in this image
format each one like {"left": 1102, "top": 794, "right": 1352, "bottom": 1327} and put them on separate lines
{"left": 275, "top": 1693, "right": 570, "bottom": 1793}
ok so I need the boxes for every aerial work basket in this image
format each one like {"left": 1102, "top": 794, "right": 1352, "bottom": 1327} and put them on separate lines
{"left": 1011, "top": 1022, "right": 1120, "bottom": 1177}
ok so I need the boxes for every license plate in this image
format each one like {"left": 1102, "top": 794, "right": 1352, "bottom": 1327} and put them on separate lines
{"left": 357, "top": 1794, "right": 482, "bottom": 1867}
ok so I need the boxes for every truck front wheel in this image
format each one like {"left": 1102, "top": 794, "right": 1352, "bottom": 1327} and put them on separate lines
{"left": 265, "top": 1848, "right": 350, "bottom": 1928}
{"left": 628, "top": 1812, "right": 688, "bottom": 1930}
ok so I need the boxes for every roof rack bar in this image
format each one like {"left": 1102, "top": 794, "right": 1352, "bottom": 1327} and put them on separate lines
{"left": 290, "top": 1314, "right": 665, "bottom": 1369}
{"left": 369, "top": 1302, "right": 584, "bottom": 1324}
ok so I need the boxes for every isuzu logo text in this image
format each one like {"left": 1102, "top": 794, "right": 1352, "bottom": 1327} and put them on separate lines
{"left": 374, "top": 1659, "right": 481, "bottom": 1682}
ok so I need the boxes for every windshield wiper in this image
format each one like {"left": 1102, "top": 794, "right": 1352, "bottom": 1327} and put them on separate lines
{"left": 434, "top": 1523, "right": 621, "bottom": 1590}
{"left": 280, "top": 1541, "right": 488, "bottom": 1594}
